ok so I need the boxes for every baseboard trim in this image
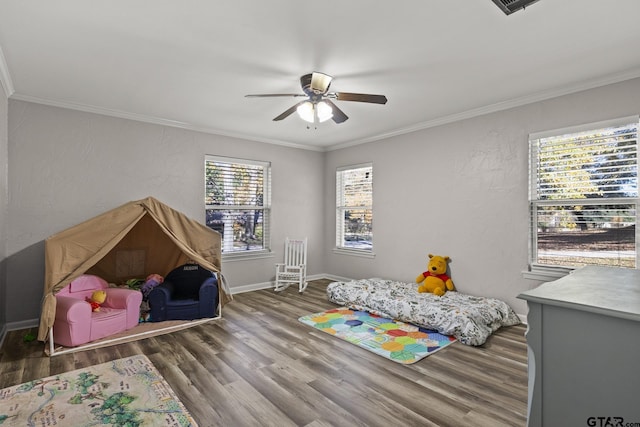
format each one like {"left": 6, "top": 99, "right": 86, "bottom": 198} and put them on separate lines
{"left": 230, "top": 281, "right": 273, "bottom": 294}
{"left": 517, "top": 313, "right": 528, "bottom": 325}
{"left": 229, "top": 273, "right": 354, "bottom": 295}
{"left": 7, "top": 318, "right": 39, "bottom": 331}
{"left": 0, "top": 318, "right": 39, "bottom": 348}
{"left": 319, "top": 274, "right": 353, "bottom": 283}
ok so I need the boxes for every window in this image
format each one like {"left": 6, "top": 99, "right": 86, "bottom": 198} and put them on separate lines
{"left": 336, "top": 163, "right": 373, "bottom": 255}
{"left": 205, "top": 155, "right": 271, "bottom": 257}
{"left": 529, "top": 117, "right": 638, "bottom": 273}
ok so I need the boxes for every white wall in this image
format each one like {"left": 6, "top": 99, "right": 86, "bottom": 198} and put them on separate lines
{"left": 325, "top": 77, "right": 640, "bottom": 315}
{"left": 5, "top": 77, "right": 640, "bottom": 323}
{"left": 6, "top": 101, "right": 325, "bottom": 323}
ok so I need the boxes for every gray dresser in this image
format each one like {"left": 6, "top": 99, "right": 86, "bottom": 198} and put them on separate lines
{"left": 518, "top": 266, "right": 640, "bottom": 427}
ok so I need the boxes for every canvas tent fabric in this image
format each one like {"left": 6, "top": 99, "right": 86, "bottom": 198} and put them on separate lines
{"left": 37, "top": 196, "right": 230, "bottom": 342}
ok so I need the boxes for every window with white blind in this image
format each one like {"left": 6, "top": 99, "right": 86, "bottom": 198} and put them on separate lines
{"left": 528, "top": 116, "right": 639, "bottom": 274}
{"left": 336, "top": 163, "right": 373, "bottom": 255}
{"left": 205, "top": 155, "right": 271, "bottom": 257}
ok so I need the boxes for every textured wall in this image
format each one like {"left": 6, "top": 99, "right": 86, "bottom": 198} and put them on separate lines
{"left": 324, "top": 78, "right": 640, "bottom": 315}
{"left": 6, "top": 102, "right": 324, "bottom": 323}
{"left": 5, "top": 78, "right": 640, "bottom": 323}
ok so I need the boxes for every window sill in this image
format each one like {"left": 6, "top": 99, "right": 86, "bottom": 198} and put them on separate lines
{"left": 521, "top": 265, "right": 573, "bottom": 281}
{"left": 222, "top": 250, "right": 274, "bottom": 262}
{"left": 332, "top": 248, "right": 376, "bottom": 259}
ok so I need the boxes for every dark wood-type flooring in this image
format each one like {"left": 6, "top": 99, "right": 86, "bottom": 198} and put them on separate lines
{"left": 0, "top": 279, "right": 528, "bottom": 426}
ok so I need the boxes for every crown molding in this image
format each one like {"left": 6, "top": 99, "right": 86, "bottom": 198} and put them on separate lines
{"left": 0, "top": 44, "right": 15, "bottom": 98}
{"left": 326, "top": 69, "right": 640, "bottom": 151}
{"left": 7, "top": 68, "right": 640, "bottom": 153}
{"left": 9, "top": 93, "right": 326, "bottom": 152}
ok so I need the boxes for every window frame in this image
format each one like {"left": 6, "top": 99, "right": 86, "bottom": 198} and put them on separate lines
{"left": 526, "top": 116, "right": 639, "bottom": 279}
{"left": 334, "top": 162, "right": 375, "bottom": 258}
{"left": 205, "top": 155, "right": 272, "bottom": 260}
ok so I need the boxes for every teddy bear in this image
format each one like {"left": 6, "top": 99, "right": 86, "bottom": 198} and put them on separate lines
{"left": 415, "top": 254, "right": 456, "bottom": 296}
{"left": 86, "top": 290, "right": 107, "bottom": 312}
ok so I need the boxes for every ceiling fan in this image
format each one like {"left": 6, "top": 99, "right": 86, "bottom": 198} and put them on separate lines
{"left": 245, "top": 72, "right": 387, "bottom": 124}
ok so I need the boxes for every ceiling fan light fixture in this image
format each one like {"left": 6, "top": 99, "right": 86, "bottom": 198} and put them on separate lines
{"left": 310, "top": 72, "right": 333, "bottom": 94}
{"left": 316, "top": 101, "right": 333, "bottom": 122}
{"left": 296, "top": 101, "right": 333, "bottom": 123}
{"left": 296, "top": 101, "right": 314, "bottom": 122}
{"left": 246, "top": 72, "right": 385, "bottom": 124}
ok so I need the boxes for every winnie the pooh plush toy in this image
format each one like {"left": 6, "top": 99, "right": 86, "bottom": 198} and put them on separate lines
{"left": 415, "top": 254, "right": 456, "bottom": 296}
{"left": 86, "top": 290, "right": 107, "bottom": 312}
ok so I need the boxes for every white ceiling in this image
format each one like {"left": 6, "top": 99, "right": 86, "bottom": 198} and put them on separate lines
{"left": 1, "top": 1, "right": 640, "bottom": 151}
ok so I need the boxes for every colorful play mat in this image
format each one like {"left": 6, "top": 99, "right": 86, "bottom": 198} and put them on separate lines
{"left": 299, "top": 307, "right": 456, "bottom": 364}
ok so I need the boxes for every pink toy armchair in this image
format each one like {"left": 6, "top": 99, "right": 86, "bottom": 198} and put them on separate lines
{"left": 53, "top": 274, "right": 142, "bottom": 347}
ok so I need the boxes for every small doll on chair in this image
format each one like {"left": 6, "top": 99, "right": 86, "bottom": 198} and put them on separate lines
{"left": 86, "top": 290, "right": 107, "bottom": 312}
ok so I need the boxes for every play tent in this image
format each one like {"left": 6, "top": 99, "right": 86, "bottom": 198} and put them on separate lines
{"left": 37, "top": 196, "right": 231, "bottom": 342}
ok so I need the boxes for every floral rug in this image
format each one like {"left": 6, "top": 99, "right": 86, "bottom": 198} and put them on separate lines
{"left": 0, "top": 354, "right": 197, "bottom": 426}
{"left": 299, "top": 307, "right": 456, "bottom": 364}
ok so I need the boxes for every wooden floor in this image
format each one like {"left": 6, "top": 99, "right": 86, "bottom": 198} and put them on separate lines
{"left": 0, "top": 280, "right": 528, "bottom": 427}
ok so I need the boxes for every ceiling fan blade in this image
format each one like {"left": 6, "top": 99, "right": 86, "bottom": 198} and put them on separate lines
{"left": 245, "top": 94, "right": 306, "bottom": 98}
{"left": 335, "top": 92, "right": 387, "bottom": 104}
{"left": 310, "top": 72, "right": 333, "bottom": 94}
{"left": 324, "top": 99, "right": 348, "bottom": 124}
{"left": 273, "top": 101, "right": 307, "bottom": 121}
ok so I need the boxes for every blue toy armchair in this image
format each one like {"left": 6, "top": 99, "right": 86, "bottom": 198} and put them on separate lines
{"left": 148, "top": 263, "right": 218, "bottom": 321}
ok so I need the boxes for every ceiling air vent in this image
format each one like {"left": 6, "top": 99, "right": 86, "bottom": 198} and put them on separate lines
{"left": 491, "top": 0, "right": 541, "bottom": 15}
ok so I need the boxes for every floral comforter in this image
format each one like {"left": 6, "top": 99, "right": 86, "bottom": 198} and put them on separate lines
{"left": 326, "top": 278, "right": 520, "bottom": 346}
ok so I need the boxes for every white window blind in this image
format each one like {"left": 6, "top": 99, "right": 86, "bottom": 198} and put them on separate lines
{"left": 529, "top": 117, "right": 638, "bottom": 270}
{"left": 336, "top": 163, "right": 373, "bottom": 252}
{"left": 205, "top": 155, "right": 271, "bottom": 255}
